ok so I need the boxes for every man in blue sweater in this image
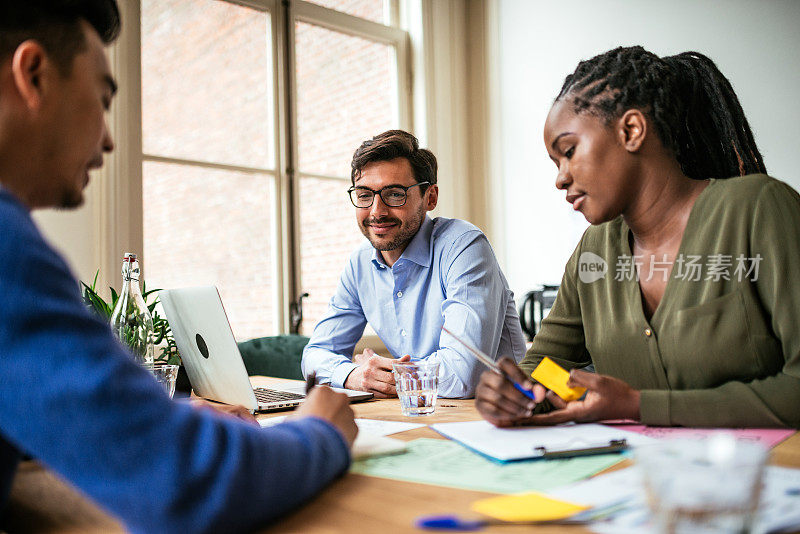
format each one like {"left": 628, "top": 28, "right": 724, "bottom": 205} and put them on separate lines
{"left": 0, "top": 2, "right": 357, "bottom": 532}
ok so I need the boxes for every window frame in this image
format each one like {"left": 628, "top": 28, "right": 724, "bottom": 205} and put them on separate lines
{"left": 124, "top": 0, "right": 411, "bottom": 335}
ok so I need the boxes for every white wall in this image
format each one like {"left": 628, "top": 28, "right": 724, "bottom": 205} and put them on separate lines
{"left": 32, "top": 178, "right": 100, "bottom": 285}
{"left": 496, "top": 0, "right": 800, "bottom": 298}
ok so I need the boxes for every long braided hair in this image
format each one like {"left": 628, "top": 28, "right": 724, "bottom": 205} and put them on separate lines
{"left": 556, "top": 46, "right": 767, "bottom": 180}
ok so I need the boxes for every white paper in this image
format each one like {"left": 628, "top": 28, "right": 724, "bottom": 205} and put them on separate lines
{"left": 754, "top": 466, "right": 800, "bottom": 534}
{"left": 258, "top": 416, "right": 411, "bottom": 460}
{"left": 549, "top": 466, "right": 644, "bottom": 507}
{"left": 352, "top": 418, "right": 425, "bottom": 437}
{"left": 352, "top": 435, "right": 407, "bottom": 460}
{"left": 430, "top": 420, "right": 656, "bottom": 462}
{"left": 258, "top": 415, "right": 287, "bottom": 428}
{"left": 259, "top": 416, "right": 424, "bottom": 437}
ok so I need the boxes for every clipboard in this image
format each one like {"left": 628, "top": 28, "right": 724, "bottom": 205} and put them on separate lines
{"left": 532, "top": 439, "right": 629, "bottom": 459}
{"left": 430, "top": 421, "right": 654, "bottom": 462}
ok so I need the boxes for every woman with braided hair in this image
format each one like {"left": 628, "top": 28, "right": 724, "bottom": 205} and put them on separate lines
{"left": 476, "top": 46, "right": 800, "bottom": 428}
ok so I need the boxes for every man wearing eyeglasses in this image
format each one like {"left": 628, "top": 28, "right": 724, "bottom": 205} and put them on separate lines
{"left": 301, "top": 130, "right": 526, "bottom": 398}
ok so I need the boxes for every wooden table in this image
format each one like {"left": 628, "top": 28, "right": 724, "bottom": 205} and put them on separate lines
{"left": 5, "top": 376, "right": 800, "bottom": 533}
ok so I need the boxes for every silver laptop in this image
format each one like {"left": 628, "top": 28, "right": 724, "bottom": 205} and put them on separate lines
{"left": 159, "top": 286, "right": 372, "bottom": 412}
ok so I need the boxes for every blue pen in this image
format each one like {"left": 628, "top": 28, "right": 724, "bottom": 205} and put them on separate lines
{"left": 415, "top": 499, "right": 629, "bottom": 530}
{"left": 441, "top": 326, "right": 536, "bottom": 401}
{"left": 415, "top": 513, "right": 592, "bottom": 530}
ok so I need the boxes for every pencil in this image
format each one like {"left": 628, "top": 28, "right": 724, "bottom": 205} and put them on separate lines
{"left": 305, "top": 372, "right": 316, "bottom": 395}
{"left": 442, "top": 326, "right": 536, "bottom": 401}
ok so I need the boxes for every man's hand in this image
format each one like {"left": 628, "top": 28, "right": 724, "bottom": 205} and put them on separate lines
{"left": 191, "top": 398, "right": 259, "bottom": 425}
{"left": 293, "top": 386, "right": 358, "bottom": 447}
{"left": 525, "top": 369, "right": 641, "bottom": 425}
{"left": 352, "top": 348, "right": 376, "bottom": 366}
{"left": 475, "top": 356, "right": 545, "bottom": 427}
{"left": 344, "top": 352, "right": 411, "bottom": 398}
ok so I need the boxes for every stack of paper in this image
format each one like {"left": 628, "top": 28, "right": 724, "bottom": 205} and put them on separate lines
{"left": 545, "top": 465, "right": 800, "bottom": 534}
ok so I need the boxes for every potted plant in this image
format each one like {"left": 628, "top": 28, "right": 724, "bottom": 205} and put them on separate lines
{"left": 81, "top": 271, "right": 189, "bottom": 394}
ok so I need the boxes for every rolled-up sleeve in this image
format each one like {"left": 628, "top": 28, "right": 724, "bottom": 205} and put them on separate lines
{"left": 301, "top": 256, "right": 367, "bottom": 388}
{"left": 429, "top": 232, "right": 509, "bottom": 398}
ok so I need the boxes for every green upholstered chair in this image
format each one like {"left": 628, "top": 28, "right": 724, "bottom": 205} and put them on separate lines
{"left": 237, "top": 334, "right": 309, "bottom": 380}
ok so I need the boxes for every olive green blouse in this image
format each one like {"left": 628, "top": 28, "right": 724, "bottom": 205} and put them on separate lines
{"left": 520, "top": 174, "right": 800, "bottom": 428}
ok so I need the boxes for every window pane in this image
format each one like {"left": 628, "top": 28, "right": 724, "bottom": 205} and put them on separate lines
{"left": 298, "top": 177, "right": 366, "bottom": 335}
{"left": 141, "top": 0, "right": 274, "bottom": 169}
{"left": 143, "top": 161, "right": 275, "bottom": 340}
{"left": 295, "top": 20, "right": 398, "bottom": 335}
{"left": 295, "top": 21, "right": 396, "bottom": 177}
{"left": 306, "top": 0, "right": 387, "bottom": 24}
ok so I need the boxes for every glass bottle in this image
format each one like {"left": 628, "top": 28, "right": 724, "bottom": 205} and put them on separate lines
{"left": 110, "top": 253, "right": 155, "bottom": 367}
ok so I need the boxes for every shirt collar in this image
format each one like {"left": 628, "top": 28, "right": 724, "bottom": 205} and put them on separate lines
{"left": 371, "top": 248, "right": 388, "bottom": 269}
{"left": 370, "top": 215, "right": 433, "bottom": 269}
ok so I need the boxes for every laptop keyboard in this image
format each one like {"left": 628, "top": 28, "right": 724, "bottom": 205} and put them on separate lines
{"left": 253, "top": 388, "right": 304, "bottom": 403}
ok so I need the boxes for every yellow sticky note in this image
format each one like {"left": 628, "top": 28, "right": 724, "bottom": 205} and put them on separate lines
{"left": 471, "top": 492, "right": 588, "bottom": 522}
{"left": 531, "top": 357, "right": 586, "bottom": 402}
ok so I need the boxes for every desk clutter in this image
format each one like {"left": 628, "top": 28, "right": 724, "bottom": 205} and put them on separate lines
{"left": 283, "top": 414, "right": 797, "bottom": 533}
{"left": 350, "top": 438, "right": 624, "bottom": 494}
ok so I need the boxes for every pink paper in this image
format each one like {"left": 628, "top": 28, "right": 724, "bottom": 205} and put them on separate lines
{"left": 605, "top": 424, "right": 794, "bottom": 448}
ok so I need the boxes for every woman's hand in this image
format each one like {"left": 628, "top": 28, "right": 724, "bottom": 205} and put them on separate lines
{"left": 526, "top": 369, "right": 641, "bottom": 425}
{"left": 475, "top": 357, "right": 547, "bottom": 427}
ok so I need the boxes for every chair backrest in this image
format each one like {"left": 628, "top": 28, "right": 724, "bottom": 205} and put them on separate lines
{"left": 237, "top": 334, "right": 309, "bottom": 380}
{"left": 518, "top": 285, "right": 560, "bottom": 342}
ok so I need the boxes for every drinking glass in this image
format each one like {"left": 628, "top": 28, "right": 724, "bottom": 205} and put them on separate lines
{"left": 392, "top": 360, "right": 439, "bottom": 416}
{"left": 636, "top": 434, "right": 768, "bottom": 534}
{"left": 149, "top": 364, "right": 180, "bottom": 399}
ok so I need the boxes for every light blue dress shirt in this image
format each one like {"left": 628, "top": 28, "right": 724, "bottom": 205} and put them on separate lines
{"left": 301, "top": 216, "right": 526, "bottom": 398}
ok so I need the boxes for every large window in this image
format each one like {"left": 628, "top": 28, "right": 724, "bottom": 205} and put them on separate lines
{"left": 140, "top": 0, "right": 409, "bottom": 339}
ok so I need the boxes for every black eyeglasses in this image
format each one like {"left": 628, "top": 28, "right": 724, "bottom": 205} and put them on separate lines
{"left": 347, "top": 182, "right": 430, "bottom": 208}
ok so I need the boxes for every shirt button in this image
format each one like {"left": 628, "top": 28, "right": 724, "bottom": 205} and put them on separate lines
{"left": 401, "top": 330, "right": 407, "bottom": 337}
{"left": 396, "top": 291, "right": 403, "bottom": 298}
{"left": 644, "top": 328, "right": 652, "bottom": 337}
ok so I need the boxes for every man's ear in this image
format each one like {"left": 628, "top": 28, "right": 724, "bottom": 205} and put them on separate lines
{"left": 11, "top": 40, "right": 50, "bottom": 111}
{"left": 425, "top": 184, "right": 438, "bottom": 211}
{"left": 616, "top": 109, "right": 647, "bottom": 153}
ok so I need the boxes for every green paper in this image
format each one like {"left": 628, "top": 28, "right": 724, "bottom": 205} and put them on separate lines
{"left": 350, "top": 438, "right": 624, "bottom": 494}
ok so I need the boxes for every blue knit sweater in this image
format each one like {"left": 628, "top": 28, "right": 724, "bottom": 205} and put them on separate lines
{"left": 0, "top": 188, "right": 350, "bottom": 533}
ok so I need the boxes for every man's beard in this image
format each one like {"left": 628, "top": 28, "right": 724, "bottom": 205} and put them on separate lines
{"left": 58, "top": 169, "right": 92, "bottom": 209}
{"left": 360, "top": 204, "right": 425, "bottom": 252}
{"left": 58, "top": 188, "right": 84, "bottom": 209}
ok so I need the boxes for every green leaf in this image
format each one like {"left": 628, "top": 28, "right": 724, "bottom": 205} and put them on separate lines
{"left": 143, "top": 287, "right": 162, "bottom": 299}
{"left": 153, "top": 323, "right": 166, "bottom": 345}
{"left": 81, "top": 281, "right": 113, "bottom": 320}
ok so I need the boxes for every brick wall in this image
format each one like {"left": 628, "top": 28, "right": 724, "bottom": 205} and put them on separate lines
{"left": 309, "top": 0, "right": 385, "bottom": 23}
{"left": 294, "top": 7, "right": 394, "bottom": 333}
{"left": 141, "top": 0, "right": 394, "bottom": 340}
